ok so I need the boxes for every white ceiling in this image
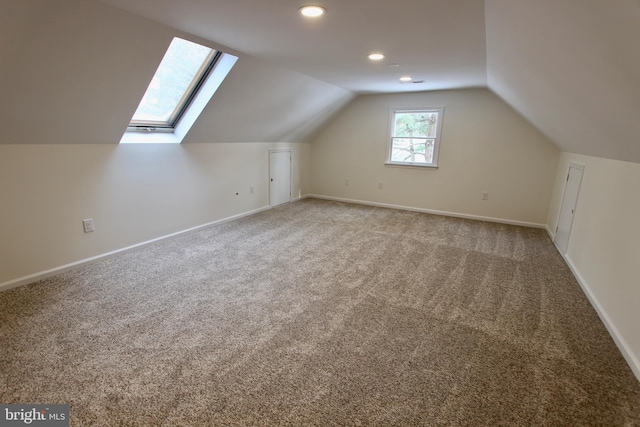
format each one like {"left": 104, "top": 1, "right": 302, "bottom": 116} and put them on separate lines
{"left": 97, "top": 0, "right": 488, "bottom": 94}
{"left": 6, "top": 0, "right": 639, "bottom": 162}
{"left": 485, "top": 0, "right": 640, "bottom": 163}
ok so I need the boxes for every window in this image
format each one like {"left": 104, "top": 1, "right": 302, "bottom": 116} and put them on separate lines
{"left": 128, "top": 38, "right": 219, "bottom": 131}
{"left": 386, "top": 108, "right": 443, "bottom": 167}
{"left": 120, "top": 37, "right": 237, "bottom": 144}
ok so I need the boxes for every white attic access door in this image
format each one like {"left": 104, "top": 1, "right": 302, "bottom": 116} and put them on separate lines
{"left": 554, "top": 163, "right": 584, "bottom": 254}
{"left": 269, "top": 149, "right": 291, "bottom": 207}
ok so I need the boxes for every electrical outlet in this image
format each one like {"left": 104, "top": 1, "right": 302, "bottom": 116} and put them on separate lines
{"left": 482, "top": 192, "right": 489, "bottom": 200}
{"left": 378, "top": 181, "right": 383, "bottom": 189}
{"left": 83, "top": 219, "right": 94, "bottom": 233}
{"left": 250, "top": 186, "right": 254, "bottom": 194}
{"left": 344, "top": 179, "right": 349, "bottom": 186}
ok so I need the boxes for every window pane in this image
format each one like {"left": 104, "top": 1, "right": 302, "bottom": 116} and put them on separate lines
{"left": 131, "top": 38, "right": 214, "bottom": 125}
{"left": 393, "top": 111, "right": 439, "bottom": 138}
{"left": 391, "top": 138, "right": 434, "bottom": 163}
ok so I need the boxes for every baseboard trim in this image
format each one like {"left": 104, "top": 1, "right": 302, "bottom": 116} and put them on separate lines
{"left": 308, "top": 194, "right": 546, "bottom": 228}
{"left": 562, "top": 254, "right": 640, "bottom": 382}
{"left": 0, "top": 205, "right": 272, "bottom": 292}
{"left": 310, "top": 194, "right": 640, "bottom": 381}
{"left": 545, "top": 225, "right": 555, "bottom": 240}
{"left": 290, "top": 194, "right": 310, "bottom": 203}
{"left": 3, "top": 195, "right": 638, "bottom": 382}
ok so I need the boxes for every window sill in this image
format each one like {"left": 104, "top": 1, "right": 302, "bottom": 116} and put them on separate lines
{"left": 384, "top": 162, "right": 439, "bottom": 169}
{"left": 120, "top": 131, "right": 181, "bottom": 144}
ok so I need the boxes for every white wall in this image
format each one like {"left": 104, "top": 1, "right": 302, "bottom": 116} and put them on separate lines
{"left": 0, "top": 143, "right": 310, "bottom": 286}
{"left": 547, "top": 152, "right": 640, "bottom": 379}
{"left": 0, "top": 0, "right": 348, "bottom": 287}
{"left": 310, "top": 89, "right": 559, "bottom": 225}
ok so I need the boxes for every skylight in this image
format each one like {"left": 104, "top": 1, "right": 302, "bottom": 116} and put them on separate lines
{"left": 129, "top": 38, "right": 218, "bottom": 130}
{"left": 121, "top": 37, "right": 237, "bottom": 144}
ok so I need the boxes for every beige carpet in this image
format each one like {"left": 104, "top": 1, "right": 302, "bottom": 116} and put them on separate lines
{"left": 1, "top": 198, "right": 639, "bottom": 426}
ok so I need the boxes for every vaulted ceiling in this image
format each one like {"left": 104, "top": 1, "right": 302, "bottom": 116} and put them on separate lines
{"left": 97, "top": 0, "right": 488, "bottom": 94}
{"left": 2, "top": 0, "right": 639, "bottom": 163}
{"left": 96, "top": 0, "right": 640, "bottom": 163}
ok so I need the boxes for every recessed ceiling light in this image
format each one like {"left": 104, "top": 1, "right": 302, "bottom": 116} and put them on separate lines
{"left": 368, "top": 53, "right": 385, "bottom": 61}
{"left": 399, "top": 76, "right": 413, "bottom": 82}
{"left": 299, "top": 5, "right": 325, "bottom": 17}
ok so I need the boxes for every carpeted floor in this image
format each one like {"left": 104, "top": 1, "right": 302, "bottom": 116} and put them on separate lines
{"left": 1, "top": 198, "right": 639, "bottom": 426}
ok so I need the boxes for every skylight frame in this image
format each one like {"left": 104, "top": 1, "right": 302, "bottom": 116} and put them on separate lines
{"left": 126, "top": 38, "right": 221, "bottom": 133}
{"left": 120, "top": 39, "right": 238, "bottom": 144}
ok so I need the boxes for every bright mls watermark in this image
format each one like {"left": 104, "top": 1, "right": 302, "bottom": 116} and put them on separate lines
{"left": 0, "top": 405, "right": 69, "bottom": 426}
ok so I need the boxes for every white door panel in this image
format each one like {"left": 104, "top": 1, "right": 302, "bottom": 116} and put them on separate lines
{"left": 269, "top": 150, "right": 291, "bottom": 207}
{"left": 555, "top": 164, "right": 584, "bottom": 254}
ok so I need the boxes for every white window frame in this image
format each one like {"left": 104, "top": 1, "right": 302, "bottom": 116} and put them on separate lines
{"left": 120, "top": 46, "right": 238, "bottom": 144}
{"left": 385, "top": 107, "right": 443, "bottom": 168}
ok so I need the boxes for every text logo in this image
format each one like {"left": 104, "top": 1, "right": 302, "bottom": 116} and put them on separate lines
{"left": 1, "top": 405, "right": 69, "bottom": 427}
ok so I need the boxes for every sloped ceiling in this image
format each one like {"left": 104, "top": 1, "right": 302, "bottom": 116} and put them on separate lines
{"left": 485, "top": 0, "right": 640, "bottom": 163}
{"left": 2, "top": 0, "right": 638, "bottom": 163}
{"left": 0, "top": 0, "right": 354, "bottom": 145}
{"left": 96, "top": 0, "right": 640, "bottom": 163}
{"left": 97, "top": 0, "right": 488, "bottom": 94}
